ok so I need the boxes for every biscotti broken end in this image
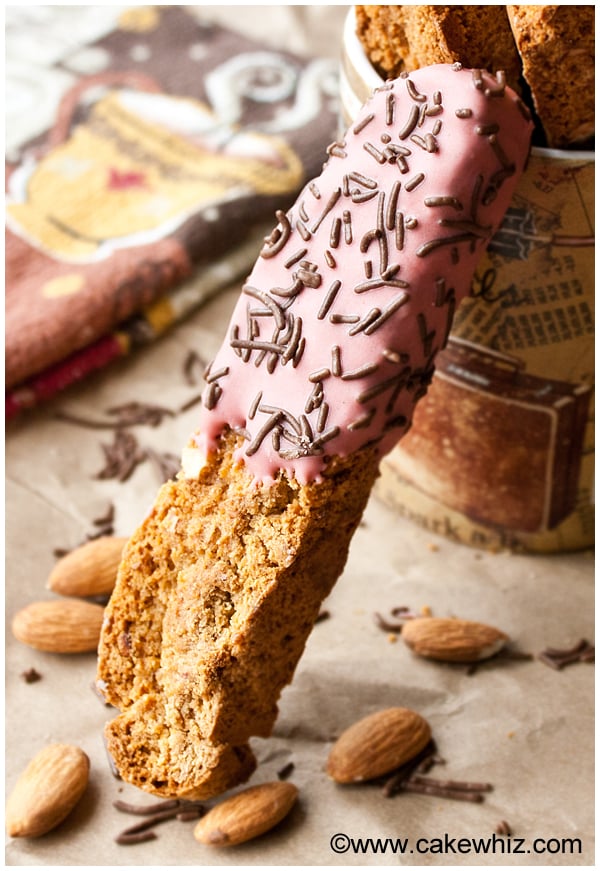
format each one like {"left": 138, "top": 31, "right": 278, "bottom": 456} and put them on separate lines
{"left": 104, "top": 696, "right": 257, "bottom": 800}
{"left": 98, "top": 430, "right": 380, "bottom": 798}
{"left": 506, "top": 5, "right": 595, "bottom": 148}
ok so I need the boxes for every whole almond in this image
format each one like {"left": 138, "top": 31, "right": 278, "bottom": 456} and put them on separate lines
{"left": 402, "top": 616, "right": 508, "bottom": 663}
{"left": 47, "top": 537, "right": 128, "bottom": 597}
{"left": 194, "top": 782, "right": 298, "bottom": 846}
{"left": 327, "top": 707, "right": 431, "bottom": 784}
{"left": 12, "top": 599, "right": 105, "bottom": 653}
{"left": 6, "top": 744, "right": 90, "bottom": 837}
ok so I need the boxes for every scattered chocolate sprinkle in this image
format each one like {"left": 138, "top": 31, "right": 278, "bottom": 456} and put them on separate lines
{"left": 277, "top": 761, "right": 295, "bottom": 780}
{"left": 106, "top": 401, "right": 175, "bottom": 428}
{"left": 390, "top": 605, "right": 419, "bottom": 619}
{"left": 373, "top": 612, "right": 405, "bottom": 633}
{"left": 476, "top": 123, "right": 500, "bottom": 136}
{"left": 95, "top": 430, "right": 147, "bottom": 483}
{"left": 93, "top": 503, "right": 115, "bottom": 528}
{"left": 113, "top": 797, "right": 207, "bottom": 845}
{"left": 347, "top": 409, "right": 376, "bottom": 431}
{"left": 537, "top": 639, "right": 594, "bottom": 670}
{"left": 115, "top": 829, "right": 158, "bottom": 845}
{"left": 248, "top": 391, "right": 262, "bottom": 420}
{"left": 385, "top": 92, "right": 395, "bottom": 125}
{"left": 326, "top": 140, "right": 348, "bottom": 159}
{"left": 363, "top": 141, "right": 386, "bottom": 164}
{"left": 405, "top": 78, "right": 427, "bottom": 103}
{"left": 284, "top": 248, "right": 308, "bottom": 268}
{"left": 410, "top": 775, "right": 493, "bottom": 794}
{"left": 324, "top": 249, "right": 336, "bottom": 269}
{"left": 260, "top": 209, "right": 291, "bottom": 258}
{"left": 341, "top": 362, "right": 379, "bottom": 381}
{"left": 308, "top": 181, "right": 321, "bottom": 199}
{"left": 425, "top": 196, "right": 463, "bottom": 211}
{"left": 385, "top": 181, "right": 401, "bottom": 230}
{"left": 330, "top": 313, "right": 360, "bottom": 325}
{"left": 455, "top": 108, "right": 473, "bottom": 119}
{"left": 308, "top": 367, "right": 331, "bottom": 383}
{"left": 182, "top": 350, "right": 206, "bottom": 386}
{"left": 311, "top": 187, "right": 341, "bottom": 233}
{"left": 179, "top": 393, "right": 203, "bottom": 413}
{"left": 330, "top": 345, "right": 341, "bottom": 376}
{"left": 472, "top": 68, "right": 484, "bottom": 91}
{"left": 21, "top": 667, "right": 42, "bottom": 684}
{"left": 496, "top": 820, "right": 512, "bottom": 836}
{"left": 329, "top": 216, "right": 341, "bottom": 249}
{"left": 317, "top": 401, "right": 330, "bottom": 433}
{"left": 342, "top": 210, "right": 352, "bottom": 244}
{"left": 364, "top": 292, "right": 411, "bottom": 335}
{"left": 353, "top": 112, "right": 375, "bottom": 135}
{"left": 382, "top": 740, "right": 440, "bottom": 797}
{"left": 204, "top": 381, "right": 223, "bottom": 410}
{"left": 295, "top": 219, "right": 312, "bottom": 241}
{"left": 53, "top": 547, "right": 71, "bottom": 559}
{"left": 404, "top": 173, "right": 425, "bottom": 192}
{"left": 350, "top": 188, "right": 378, "bottom": 204}
{"left": 176, "top": 809, "right": 204, "bottom": 822}
{"left": 55, "top": 401, "right": 174, "bottom": 431}
{"left": 114, "top": 799, "right": 181, "bottom": 816}
{"left": 402, "top": 779, "right": 485, "bottom": 803}
{"left": 246, "top": 411, "right": 284, "bottom": 456}
{"left": 206, "top": 366, "right": 229, "bottom": 384}
{"left": 484, "top": 70, "right": 506, "bottom": 98}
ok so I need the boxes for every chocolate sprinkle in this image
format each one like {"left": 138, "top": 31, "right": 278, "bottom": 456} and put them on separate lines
{"left": 353, "top": 112, "right": 375, "bottom": 135}
{"left": 21, "top": 667, "right": 42, "bottom": 684}
{"left": 277, "top": 761, "right": 296, "bottom": 780}
{"left": 537, "top": 639, "right": 594, "bottom": 670}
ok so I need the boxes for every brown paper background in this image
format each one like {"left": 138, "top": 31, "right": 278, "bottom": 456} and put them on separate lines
{"left": 6, "top": 6, "right": 594, "bottom": 866}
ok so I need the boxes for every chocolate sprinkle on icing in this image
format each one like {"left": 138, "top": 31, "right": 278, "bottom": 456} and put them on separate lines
{"left": 353, "top": 112, "right": 375, "bottom": 135}
{"left": 406, "top": 78, "right": 427, "bottom": 103}
{"left": 260, "top": 210, "right": 291, "bottom": 258}
{"left": 197, "top": 65, "right": 531, "bottom": 478}
{"left": 398, "top": 104, "right": 420, "bottom": 140}
{"left": 317, "top": 279, "right": 341, "bottom": 320}
{"left": 404, "top": 173, "right": 425, "bottom": 192}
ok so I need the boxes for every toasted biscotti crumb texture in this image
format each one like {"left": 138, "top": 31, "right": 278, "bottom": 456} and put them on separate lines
{"left": 355, "top": 5, "right": 522, "bottom": 92}
{"left": 97, "top": 430, "right": 380, "bottom": 798}
{"left": 506, "top": 5, "right": 595, "bottom": 146}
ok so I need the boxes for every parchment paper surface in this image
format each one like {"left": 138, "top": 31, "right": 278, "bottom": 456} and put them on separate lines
{"left": 5, "top": 6, "right": 594, "bottom": 867}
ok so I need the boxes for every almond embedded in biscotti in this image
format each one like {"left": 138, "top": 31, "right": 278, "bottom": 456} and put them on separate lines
{"left": 326, "top": 707, "right": 432, "bottom": 784}
{"left": 6, "top": 744, "right": 90, "bottom": 837}
{"left": 46, "top": 536, "right": 128, "bottom": 597}
{"left": 401, "top": 616, "right": 508, "bottom": 663}
{"left": 12, "top": 599, "right": 105, "bottom": 653}
{"left": 193, "top": 781, "right": 298, "bottom": 846}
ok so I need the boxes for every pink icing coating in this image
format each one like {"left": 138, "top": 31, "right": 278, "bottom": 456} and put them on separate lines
{"left": 195, "top": 64, "right": 533, "bottom": 484}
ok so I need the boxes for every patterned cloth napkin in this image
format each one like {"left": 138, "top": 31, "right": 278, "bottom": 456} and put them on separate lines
{"left": 5, "top": 5, "right": 339, "bottom": 418}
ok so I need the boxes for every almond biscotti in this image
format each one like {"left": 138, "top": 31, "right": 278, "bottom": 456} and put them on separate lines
{"left": 97, "top": 64, "right": 533, "bottom": 799}
{"left": 355, "top": 6, "right": 522, "bottom": 92}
